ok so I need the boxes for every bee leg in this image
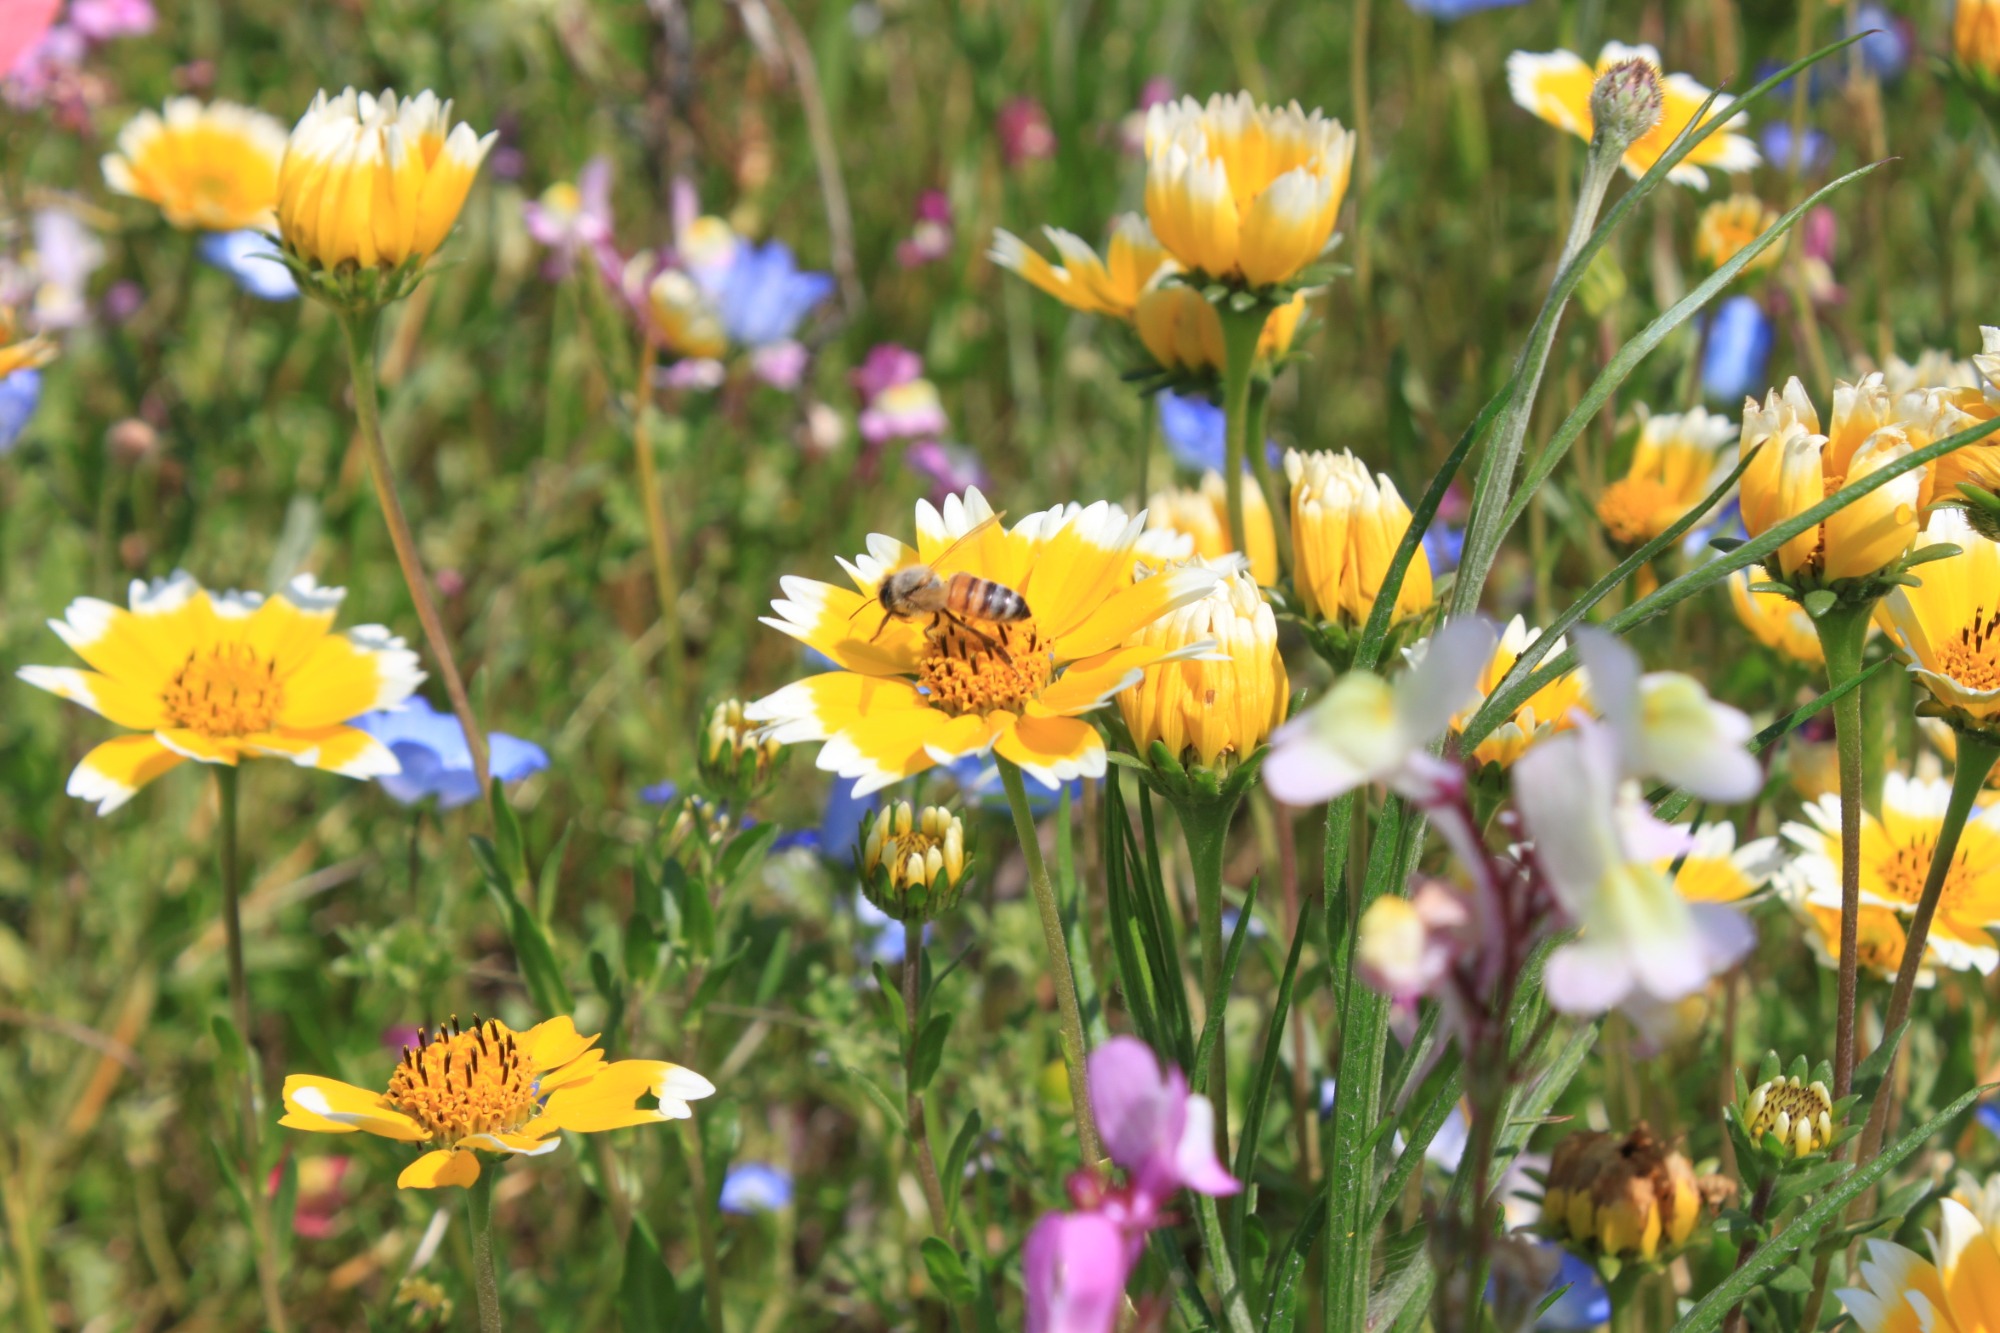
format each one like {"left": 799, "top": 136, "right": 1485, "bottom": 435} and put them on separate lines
{"left": 869, "top": 609, "right": 898, "bottom": 645}
{"left": 945, "top": 611, "right": 1013, "bottom": 663}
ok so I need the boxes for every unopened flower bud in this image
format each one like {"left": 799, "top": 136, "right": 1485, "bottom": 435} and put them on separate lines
{"left": 699, "top": 698, "right": 784, "bottom": 801}
{"left": 105, "top": 417, "right": 160, "bottom": 465}
{"left": 1737, "top": 1056, "right": 1839, "bottom": 1159}
{"left": 859, "top": 802, "right": 969, "bottom": 923}
{"left": 1590, "top": 58, "right": 1665, "bottom": 157}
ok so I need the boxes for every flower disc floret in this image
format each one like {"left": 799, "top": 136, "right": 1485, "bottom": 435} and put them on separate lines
{"left": 1742, "top": 1073, "right": 1836, "bottom": 1157}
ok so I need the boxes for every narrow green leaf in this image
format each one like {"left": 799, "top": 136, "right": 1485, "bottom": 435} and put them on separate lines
{"left": 839, "top": 1062, "right": 907, "bottom": 1132}
{"left": 911, "top": 1011, "right": 953, "bottom": 1092}
{"left": 1192, "top": 878, "right": 1258, "bottom": 1091}
{"left": 920, "top": 1237, "right": 977, "bottom": 1305}
{"left": 942, "top": 1107, "right": 983, "bottom": 1227}
{"left": 619, "top": 1218, "right": 681, "bottom": 1333}
{"left": 1231, "top": 903, "right": 1310, "bottom": 1250}
{"left": 489, "top": 777, "right": 527, "bottom": 885}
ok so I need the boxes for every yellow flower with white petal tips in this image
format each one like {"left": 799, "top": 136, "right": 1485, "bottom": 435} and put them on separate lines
{"left": 1117, "top": 561, "right": 1288, "bottom": 773}
{"left": 1286, "top": 448, "right": 1434, "bottom": 630}
{"left": 1694, "top": 195, "right": 1785, "bottom": 275}
{"left": 0, "top": 306, "right": 56, "bottom": 380}
{"left": 1440, "top": 614, "right": 1589, "bottom": 769}
{"left": 1881, "top": 508, "right": 2000, "bottom": 726}
{"left": 1737, "top": 376, "right": 1928, "bottom": 585}
{"left": 1141, "top": 92, "right": 1356, "bottom": 288}
{"left": 1839, "top": 1170, "right": 2000, "bottom": 1332}
{"left": 102, "top": 98, "right": 288, "bottom": 232}
{"left": 1728, "top": 564, "right": 1827, "bottom": 666}
{"left": 1781, "top": 767, "right": 2000, "bottom": 975}
{"left": 1507, "top": 42, "right": 1759, "bottom": 187}
{"left": 989, "top": 214, "right": 1169, "bottom": 322}
{"left": 16, "top": 572, "right": 424, "bottom": 814}
{"left": 280, "top": 1015, "right": 714, "bottom": 1190}
{"left": 1133, "top": 278, "right": 1307, "bottom": 375}
{"left": 746, "top": 490, "right": 1223, "bottom": 793}
{"left": 275, "top": 87, "right": 495, "bottom": 271}
{"left": 1596, "top": 407, "right": 1734, "bottom": 545}
{"left": 1664, "top": 821, "right": 1782, "bottom": 903}
{"left": 1142, "top": 471, "right": 1277, "bottom": 586}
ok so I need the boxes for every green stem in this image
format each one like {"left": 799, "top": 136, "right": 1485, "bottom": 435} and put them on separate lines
{"left": 1812, "top": 601, "right": 1874, "bottom": 1105}
{"left": 1242, "top": 379, "right": 1290, "bottom": 580}
{"left": 337, "top": 308, "right": 489, "bottom": 791}
{"left": 684, "top": 1112, "right": 725, "bottom": 1333}
{"left": 1177, "top": 797, "right": 1241, "bottom": 1159}
{"left": 1217, "top": 302, "right": 1268, "bottom": 588}
{"left": 216, "top": 767, "right": 290, "bottom": 1333}
{"left": 3, "top": 1151, "right": 51, "bottom": 1333}
{"left": 1135, "top": 392, "right": 1154, "bottom": 512}
{"left": 1193, "top": 1192, "right": 1258, "bottom": 1333}
{"left": 466, "top": 1167, "right": 504, "bottom": 1333}
{"left": 903, "top": 937, "right": 978, "bottom": 1331}
{"left": 998, "top": 759, "right": 1103, "bottom": 1166}
{"left": 631, "top": 340, "right": 686, "bottom": 773}
{"left": 1451, "top": 147, "right": 1621, "bottom": 618}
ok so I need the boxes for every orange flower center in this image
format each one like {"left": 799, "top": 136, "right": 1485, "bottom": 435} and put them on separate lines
{"left": 1596, "top": 477, "right": 1678, "bottom": 545}
{"left": 916, "top": 618, "right": 1052, "bottom": 716}
{"left": 1744, "top": 1079, "right": 1831, "bottom": 1141}
{"left": 1936, "top": 607, "right": 2000, "bottom": 693}
{"left": 386, "top": 1018, "right": 538, "bottom": 1145}
{"left": 1853, "top": 907, "right": 1909, "bottom": 975}
{"left": 161, "top": 643, "right": 282, "bottom": 736}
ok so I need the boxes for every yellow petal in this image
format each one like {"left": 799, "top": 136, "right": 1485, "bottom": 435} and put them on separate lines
{"left": 16, "top": 665, "right": 168, "bottom": 729}
{"left": 280, "top": 1074, "right": 429, "bottom": 1141}
{"left": 240, "top": 724, "right": 400, "bottom": 779}
{"left": 397, "top": 1148, "right": 481, "bottom": 1189}
{"left": 993, "top": 713, "right": 1103, "bottom": 788}
{"left": 540, "top": 1058, "right": 710, "bottom": 1134}
{"left": 65, "top": 734, "right": 186, "bottom": 814}
{"left": 518, "top": 1015, "right": 601, "bottom": 1074}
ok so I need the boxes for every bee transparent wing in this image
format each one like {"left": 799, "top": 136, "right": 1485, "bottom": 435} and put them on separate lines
{"left": 923, "top": 511, "right": 1005, "bottom": 574}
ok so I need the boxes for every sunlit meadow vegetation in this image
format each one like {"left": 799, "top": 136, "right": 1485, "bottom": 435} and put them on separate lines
{"left": 7, "top": 0, "right": 2000, "bottom": 1330}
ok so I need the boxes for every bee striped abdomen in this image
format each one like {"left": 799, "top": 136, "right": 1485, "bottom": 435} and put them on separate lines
{"left": 946, "top": 572, "right": 1030, "bottom": 622}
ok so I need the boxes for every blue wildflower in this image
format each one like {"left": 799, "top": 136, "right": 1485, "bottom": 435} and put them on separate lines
{"left": 1536, "top": 1247, "right": 1612, "bottom": 1330}
{"left": 819, "top": 776, "right": 876, "bottom": 867}
{"left": 640, "top": 780, "right": 680, "bottom": 806}
{"left": 197, "top": 229, "right": 299, "bottom": 302}
{"left": 354, "top": 700, "right": 549, "bottom": 808}
{"left": 1701, "top": 296, "right": 1774, "bottom": 403}
{"left": 1159, "top": 389, "right": 1226, "bottom": 473}
{"left": 1848, "top": 3, "right": 1913, "bottom": 80}
{"left": 1978, "top": 1101, "right": 2000, "bottom": 1139}
{"left": 1759, "top": 123, "right": 1831, "bottom": 174}
{"left": 719, "top": 1162, "right": 794, "bottom": 1214}
{"left": 0, "top": 369, "right": 42, "bottom": 453}
{"left": 1423, "top": 518, "right": 1464, "bottom": 574}
{"left": 1403, "top": 0, "right": 1525, "bottom": 17}
{"left": 855, "top": 890, "right": 926, "bottom": 964}
{"left": 713, "top": 240, "right": 834, "bottom": 348}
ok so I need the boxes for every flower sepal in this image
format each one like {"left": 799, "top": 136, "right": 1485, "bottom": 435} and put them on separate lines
{"left": 281, "top": 247, "right": 431, "bottom": 315}
{"left": 699, "top": 698, "right": 785, "bottom": 808}
{"left": 1949, "top": 481, "right": 2000, "bottom": 543}
{"left": 1125, "top": 735, "right": 1270, "bottom": 813}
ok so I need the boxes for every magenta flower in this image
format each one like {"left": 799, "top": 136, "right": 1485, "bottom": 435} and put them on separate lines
{"left": 998, "top": 96, "right": 1056, "bottom": 168}
{"left": 905, "top": 440, "right": 988, "bottom": 505}
{"left": 1023, "top": 1037, "right": 1238, "bottom": 1333}
{"left": 523, "top": 157, "right": 615, "bottom": 278}
{"left": 1, "top": 0, "right": 59, "bottom": 74}
{"left": 68, "top": 0, "right": 153, "bottom": 41}
{"left": 897, "top": 189, "right": 954, "bottom": 268}
{"left": 852, "top": 343, "right": 924, "bottom": 402}
{"left": 854, "top": 344, "right": 948, "bottom": 443}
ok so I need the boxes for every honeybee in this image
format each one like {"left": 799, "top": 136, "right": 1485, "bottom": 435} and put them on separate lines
{"left": 854, "top": 513, "right": 1032, "bottom": 658}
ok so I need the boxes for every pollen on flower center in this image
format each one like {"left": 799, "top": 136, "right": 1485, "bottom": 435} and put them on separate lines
{"left": 1596, "top": 476, "right": 1676, "bottom": 545}
{"left": 1938, "top": 606, "right": 2000, "bottom": 691}
{"left": 160, "top": 644, "right": 283, "bottom": 735}
{"left": 386, "top": 1018, "right": 538, "bottom": 1145}
{"left": 916, "top": 619, "right": 1052, "bottom": 715}
{"left": 1876, "top": 834, "right": 1975, "bottom": 908}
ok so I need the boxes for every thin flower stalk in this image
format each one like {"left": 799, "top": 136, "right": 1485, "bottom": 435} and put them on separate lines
{"left": 1217, "top": 301, "right": 1270, "bottom": 587}
{"left": 631, "top": 339, "right": 686, "bottom": 766}
{"left": 999, "top": 758, "right": 1103, "bottom": 1166}
{"left": 1812, "top": 603, "right": 1873, "bottom": 1104}
{"left": 466, "top": 1168, "right": 504, "bottom": 1333}
{"left": 337, "top": 309, "right": 490, "bottom": 790}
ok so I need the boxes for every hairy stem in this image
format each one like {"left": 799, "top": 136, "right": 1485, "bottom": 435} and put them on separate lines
{"left": 1814, "top": 602, "right": 1874, "bottom": 1104}
{"left": 217, "top": 767, "right": 290, "bottom": 1333}
{"left": 999, "top": 759, "right": 1102, "bottom": 1166}
{"left": 1179, "top": 797, "right": 1239, "bottom": 1159}
{"left": 631, "top": 340, "right": 685, "bottom": 769}
{"left": 1218, "top": 302, "right": 1268, "bottom": 586}
{"left": 902, "top": 937, "right": 952, "bottom": 1233}
{"left": 338, "top": 309, "right": 488, "bottom": 790}
{"left": 466, "top": 1167, "right": 504, "bottom": 1333}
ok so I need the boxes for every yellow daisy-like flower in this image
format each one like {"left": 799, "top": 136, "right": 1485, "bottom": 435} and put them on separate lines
{"left": 1666, "top": 821, "right": 1782, "bottom": 903}
{"left": 989, "top": 214, "right": 1169, "bottom": 322}
{"left": 1881, "top": 508, "right": 2000, "bottom": 725}
{"left": 0, "top": 306, "right": 57, "bottom": 380}
{"left": 1439, "top": 614, "right": 1589, "bottom": 768}
{"left": 1507, "top": 42, "right": 1759, "bottom": 187}
{"left": 1693, "top": 195, "right": 1785, "bottom": 275}
{"left": 1924, "top": 326, "right": 2000, "bottom": 502}
{"left": 1116, "top": 561, "right": 1288, "bottom": 771}
{"left": 16, "top": 572, "right": 423, "bottom": 814}
{"left": 746, "top": 490, "right": 1221, "bottom": 793}
{"left": 1781, "top": 768, "right": 2000, "bottom": 975}
{"left": 1142, "top": 92, "right": 1356, "bottom": 289}
{"left": 1133, "top": 279, "right": 1307, "bottom": 375}
{"left": 1737, "top": 376, "right": 1936, "bottom": 586}
{"left": 1839, "top": 1171, "right": 2000, "bottom": 1332}
{"left": 1958, "top": 0, "right": 2000, "bottom": 77}
{"left": 101, "top": 98, "right": 288, "bottom": 232}
{"left": 1285, "top": 448, "right": 1434, "bottom": 629}
{"left": 1728, "top": 564, "right": 1828, "bottom": 666}
{"left": 1596, "top": 407, "right": 1735, "bottom": 545}
{"left": 1143, "top": 471, "right": 1278, "bottom": 586}
{"left": 276, "top": 87, "right": 495, "bottom": 270}
{"left": 280, "top": 1015, "right": 714, "bottom": 1190}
